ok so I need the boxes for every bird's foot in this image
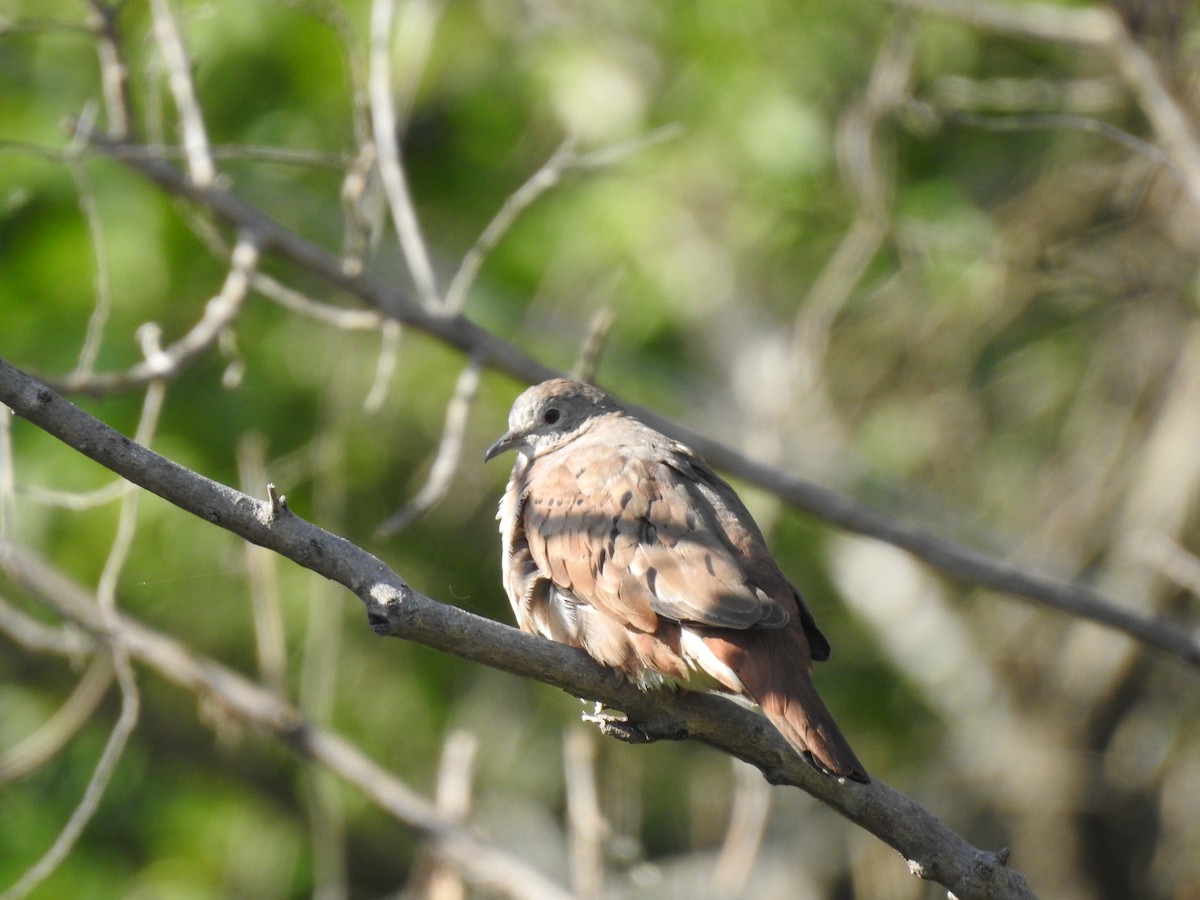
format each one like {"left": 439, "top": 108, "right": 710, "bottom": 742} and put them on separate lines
{"left": 581, "top": 702, "right": 689, "bottom": 745}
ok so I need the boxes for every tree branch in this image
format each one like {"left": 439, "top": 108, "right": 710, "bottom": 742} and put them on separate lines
{"left": 0, "top": 545, "right": 571, "bottom": 900}
{"left": 0, "top": 358, "right": 1035, "bottom": 899}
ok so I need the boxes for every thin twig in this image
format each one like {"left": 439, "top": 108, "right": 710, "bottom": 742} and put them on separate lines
{"left": 54, "top": 238, "right": 259, "bottom": 394}
{"left": 251, "top": 272, "right": 384, "bottom": 331}
{"left": 572, "top": 308, "right": 614, "bottom": 385}
{"left": 369, "top": 0, "right": 441, "bottom": 308}
{"left": 301, "top": 431, "right": 351, "bottom": 900}
{"left": 149, "top": 0, "right": 215, "bottom": 186}
{"left": 0, "top": 139, "right": 350, "bottom": 168}
{"left": 443, "top": 125, "right": 683, "bottom": 315}
{"left": 0, "top": 656, "right": 114, "bottom": 785}
{"left": 1104, "top": 16, "right": 1200, "bottom": 207}
{"left": 1135, "top": 533, "right": 1200, "bottom": 601}
{"left": 713, "top": 760, "right": 771, "bottom": 898}
{"left": 363, "top": 319, "right": 404, "bottom": 413}
{"left": 791, "top": 21, "right": 913, "bottom": 379}
{"left": 18, "top": 480, "right": 132, "bottom": 510}
{"left": 564, "top": 729, "right": 607, "bottom": 900}
{"left": 66, "top": 153, "right": 113, "bottom": 381}
{"left": 417, "top": 729, "right": 479, "bottom": 900}
{"left": 883, "top": 0, "right": 1117, "bottom": 47}
{"left": 83, "top": 0, "right": 134, "bottom": 139}
{"left": 376, "top": 356, "right": 484, "bottom": 536}
{"left": 237, "top": 434, "right": 289, "bottom": 697}
{"left": 0, "top": 596, "right": 92, "bottom": 659}
{"left": 0, "top": 407, "right": 13, "bottom": 543}
{"left": 443, "top": 136, "right": 578, "bottom": 315}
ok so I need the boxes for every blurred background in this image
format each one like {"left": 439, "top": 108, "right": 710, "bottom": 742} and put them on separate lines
{"left": 2, "top": 0, "right": 1199, "bottom": 897}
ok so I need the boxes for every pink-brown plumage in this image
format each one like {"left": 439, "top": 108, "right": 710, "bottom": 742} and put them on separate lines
{"left": 487, "top": 378, "right": 867, "bottom": 783}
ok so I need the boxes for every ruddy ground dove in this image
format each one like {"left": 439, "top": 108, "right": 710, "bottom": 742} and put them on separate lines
{"left": 486, "top": 378, "right": 867, "bottom": 783}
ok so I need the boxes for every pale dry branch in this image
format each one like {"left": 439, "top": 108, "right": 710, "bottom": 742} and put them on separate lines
{"left": 1135, "top": 533, "right": 1200, "bottom": 601}
{"left": 713, "top": 760, "right": 772, "bottom": 898}
{"left": 884, "top": 0, "right": 1116, "bottom": 46}
{"left": 296, "top": 434, "right": 352, "bottom": 900}
{"left": 443, "top": 126, "right": 682, "bottom": 315}
{"left": 791, "top": 20, "right": 913, "bottom": 381}
{"left": 1105, "top": 18, "right": 1200, "bottom": 207}
{"left": 932, "top": 107, "right": 1179, "bottom": 175}
{"left": 363, "top": 318, "right": 403, "bottom": 413}
{"left": 0, "top": 545, "right": 572, "bottom": 900}
{"left": 376, "top": 356, "right": 483, "bottom": 536}
{"left": 237, "top": 434, "right": 289, "bottom": 697}
{"left": 0, "top": 137, "right": 349, "bottom": 169}
{"left": 443, "top": 136, "right": 578, "bottom": 315}
{"left": 83, "top": 0, "right": 134, "bottom": 139}
{"left": 928, "top": 74, "right": 1125, "bottom": 114}
{"left": 887, "top": 0, "right": 1200, "bottom": 206}
{"left": 251, "top": 271, "right": 385, "bottom": 331}
{"left": 369, "top": 0, "right": 441, "bottom": 309}
{"left": 149, "top": 0, "right": 214, "bottom": 186}
{"left": 0, "top": 356, "right": 1036, "bottom": 900}
{"left": 74, "top": 134, "right": 1200, "bottom": 669}
{"left": 0, "top": 655, "right": 113, "bottom": 785}
{"left": 19, "top": 480, "right": 131, "bottom": 510}
{"left": 564, "top": 730, "right": 607, "bottom": 900}
{"left": 65, "top": 140, "right": 114, "bottom": 381}
{"left": 54, "top": 238, "right": 259, "bottom": 394}
{"left": 572, "top": 308, "right": 615, "bottom": 385}
{"left": 414, "top": 730, "right": 479, "bottom": 900}
{"left": 0, "top": 595, "right": 92, "bottom": 659}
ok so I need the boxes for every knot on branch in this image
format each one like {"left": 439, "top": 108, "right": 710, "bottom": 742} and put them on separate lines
{"left": 365, "top": 582, "right": 412, "bottom": 636}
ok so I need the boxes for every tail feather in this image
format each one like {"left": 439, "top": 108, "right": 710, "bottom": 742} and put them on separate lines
{"left": 759, "top": 676, "right": 868, "bottom": 783}
{"left": 695, "top": 628, "right": 868, "bottom": 783}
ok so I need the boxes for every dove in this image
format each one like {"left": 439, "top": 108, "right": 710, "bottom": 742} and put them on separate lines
{"left": 485, "top": 378, "right": 867, "bottom": 782}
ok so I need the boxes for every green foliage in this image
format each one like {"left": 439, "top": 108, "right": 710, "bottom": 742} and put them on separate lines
{"left": 3, "top": 0, "right": 1200, "bottom": 896}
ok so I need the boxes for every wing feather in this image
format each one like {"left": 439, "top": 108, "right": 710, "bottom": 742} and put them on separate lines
{"left": 522, "top": 422, "right": 790, "bottom": 633}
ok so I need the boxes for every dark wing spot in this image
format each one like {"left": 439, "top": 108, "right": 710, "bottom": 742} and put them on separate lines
{"left": 644, "top": 567, "right": 658, "bottom": 596}
{"left": 619, "top": 490, "right": 634, "bottom": 509}
{"left": 704, "top": 553, "right": 715, "bottom": 576}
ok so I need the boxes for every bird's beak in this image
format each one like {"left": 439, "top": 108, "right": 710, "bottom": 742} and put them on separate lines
{"left": 484, "top": 431, "right": 518, "bottom": 462}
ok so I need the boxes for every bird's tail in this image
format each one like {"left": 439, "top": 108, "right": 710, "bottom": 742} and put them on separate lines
{"left": 694, "top": 628, "right": 868, "bottom": 783}
{"left": 757, "top": 672, "right": 869, "bottom": 783}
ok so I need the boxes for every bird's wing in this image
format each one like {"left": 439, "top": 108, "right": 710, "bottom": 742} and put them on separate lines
{"left": 663, "top": 448, "right": 832, "bottom": 661}
{"left": 522, "top": 424, "right": 789, "bottom": 633}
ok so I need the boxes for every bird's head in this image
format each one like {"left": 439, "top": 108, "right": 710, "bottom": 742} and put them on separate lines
{"left": 485, "top": 378, "right": 616, "bottom": 462}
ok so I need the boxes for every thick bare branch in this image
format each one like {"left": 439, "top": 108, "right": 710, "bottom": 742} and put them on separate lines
{"left": 0, "top": 356, "right": 1035, "bottom": 899}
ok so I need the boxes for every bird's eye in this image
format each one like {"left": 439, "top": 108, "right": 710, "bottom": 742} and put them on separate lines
{"left": 542, "top": 407, "right": 561, "bottom": 425}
